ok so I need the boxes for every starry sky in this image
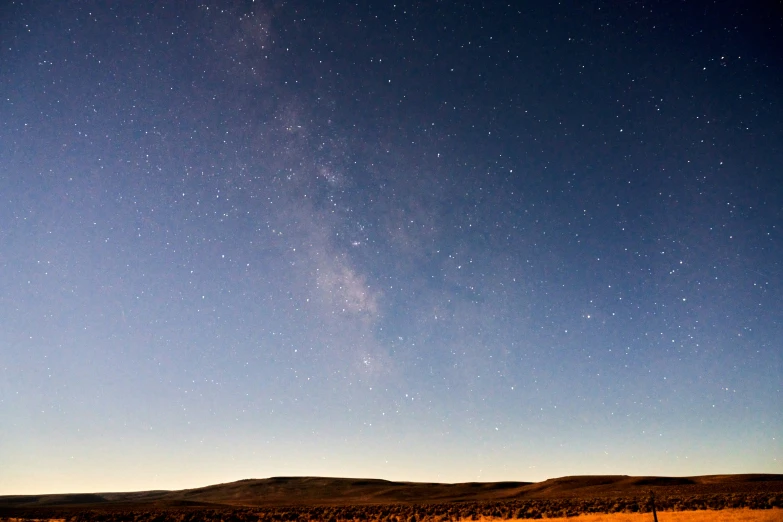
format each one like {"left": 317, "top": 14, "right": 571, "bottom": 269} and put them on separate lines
{"left": 2, "top": 1, "right": 782, "bottom": 495}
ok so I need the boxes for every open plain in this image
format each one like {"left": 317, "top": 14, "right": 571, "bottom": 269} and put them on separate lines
{"left": 1, "top": 474, "right": 782, "bottom": 521}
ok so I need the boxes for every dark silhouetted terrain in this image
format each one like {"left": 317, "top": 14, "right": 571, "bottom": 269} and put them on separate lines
{"left": 2, "top": 474, "right": 782, "bottom": 520}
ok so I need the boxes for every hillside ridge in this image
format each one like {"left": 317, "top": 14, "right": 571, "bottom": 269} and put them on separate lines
{"left": 3, "top": 473, "right": 782, "bottom": 509}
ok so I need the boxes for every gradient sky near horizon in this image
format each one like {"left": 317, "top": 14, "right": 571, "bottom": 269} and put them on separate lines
{"left": 1, "top": 1, "right": 782, "bottom": 495}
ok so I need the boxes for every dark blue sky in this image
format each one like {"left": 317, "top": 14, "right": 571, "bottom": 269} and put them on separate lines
{"left": 1, "top": 1, "right": 781, "bottom": 494}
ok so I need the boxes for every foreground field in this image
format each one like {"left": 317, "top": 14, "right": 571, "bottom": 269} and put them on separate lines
{"left": 526, "top": 509, "right": 783, "bottom": 521}
{"left": 3, "top": 507, "right": 783, "bottom": 522}
{"left": 3, "top": 509, "right": 783, "bottom": 522}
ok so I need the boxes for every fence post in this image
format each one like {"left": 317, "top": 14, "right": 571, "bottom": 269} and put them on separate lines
{"left": 650, "top": 490, "right": 658, "bottom": 522}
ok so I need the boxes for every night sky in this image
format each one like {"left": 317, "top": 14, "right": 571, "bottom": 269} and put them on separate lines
{"left": 2, "top": 1, "right": 782, "bottom": 495}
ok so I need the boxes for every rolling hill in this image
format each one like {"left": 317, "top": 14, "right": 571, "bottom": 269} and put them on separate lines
{"left": 2, "top": 474, "right": 782, "bottom": 509}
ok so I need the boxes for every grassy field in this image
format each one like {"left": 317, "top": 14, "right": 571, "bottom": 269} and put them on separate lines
{"left": 502, "top": 508, "right": 783, "bottom": 521}
{"left": 2, "top": 509, "right": 783, "bottom": 522}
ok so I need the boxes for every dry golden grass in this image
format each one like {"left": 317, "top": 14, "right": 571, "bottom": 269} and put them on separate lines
{"left": 4, "top": 519, "right": 65, "bottom": 522}
{"left": 463, "top": 508, "right": 783, "bottom": 522}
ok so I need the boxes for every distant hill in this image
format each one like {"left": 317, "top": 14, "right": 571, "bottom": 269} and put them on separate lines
{"left": 2, "top": 474, "right": 782, "bottom": 509}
